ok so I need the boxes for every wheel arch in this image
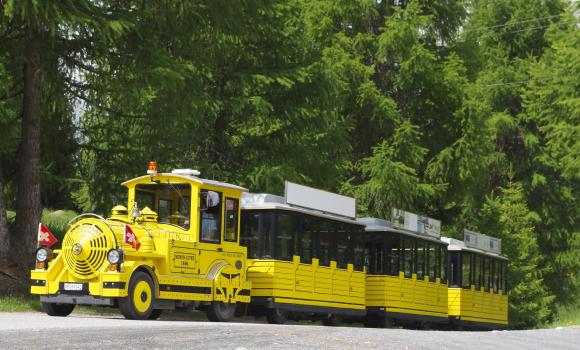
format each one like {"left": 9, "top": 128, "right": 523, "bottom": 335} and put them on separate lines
{"left": 130, "top": 264, "right": 159, "bottom": 297}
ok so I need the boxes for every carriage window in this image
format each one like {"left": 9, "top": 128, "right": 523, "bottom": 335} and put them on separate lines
{"left": 335, "top": 224, "right": 350, "bottom": 269}
{"left": 224, "top": 198, "right": 238, "bottom": 242}
{"left": 461, "top": 252, "right": 472, "bottom": 288}
{"left": 241, "top": 212, "right": 259, "bottom": 258}
{"left": 275, "top": 213, "right": 293, "bottom": 261}
{"left": 200, "top": 190, "right": 222, "bottom": 243}
{"left": 501, "top": 261, "right": 506, "bottom": 292}
{"left": 482, "top": 257, "right": 489, "bottom": 291}
{"left": 402, "top": 236, "right": 415, "bottom": 278}
{"left": 492, "top": 259, "right": 499, "bottom": 293}
{"left": 427, "top": 243, "right": 436, "bottom": 281}
{"left": 302, "top": 217, "right": 316, "bottom": 264}
{"left": 474, "top": 254, "right": 481, "bottom": 290}
{"left": 449, "top": 252, "right": 460, "bottom": 287}
{"left": 260, "top": 213, "right": 273, "bottom": 258}
{"left": 368, "top": 235, "right": 384, "bottom": 275}
{"left": 352, "top": 227, "right": 365, "bottom": 271}
{"left": 440, "top": 245, "right": 447, "bottom": 283}
{"left": 385, "top": 234, "right": 400, "bottom": 276}
{"left": 318, "top": 220, "right": 332, "bottom": 267}
{"left": 416, "top": 240, "right": 425, "bottom": 279}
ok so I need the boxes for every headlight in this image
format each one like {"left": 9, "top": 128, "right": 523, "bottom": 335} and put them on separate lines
{"left": 107, "top": 249, "right": 123, "bottom": 264}
{"left": 36, "top": 247, "right": 50, "bottom": 262}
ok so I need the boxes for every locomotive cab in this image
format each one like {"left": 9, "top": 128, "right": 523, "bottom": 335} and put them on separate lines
{"left": 31, "top": 166, "right": 251, "bottom": 321}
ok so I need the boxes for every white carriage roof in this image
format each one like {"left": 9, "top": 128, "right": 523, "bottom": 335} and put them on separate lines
{"left": 122, "top": 173, "right": 248, "bottom": 191}
{"left": 358, "top": 217, "right": 446, "bottom": 244}
{"left": 442, "top": 237, "right": 508, "bottom": 260}
{"left": 241, "top": 193, "right": 362, "bottom": 226}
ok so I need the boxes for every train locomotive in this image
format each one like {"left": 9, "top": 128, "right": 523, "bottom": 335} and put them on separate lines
{"left": 30, "top": 164, "right": 507, "bottom": 329}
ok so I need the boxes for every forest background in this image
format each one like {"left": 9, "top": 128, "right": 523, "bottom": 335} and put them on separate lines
{"left": 0, "top": 0, "right": 578, "bottom": 329}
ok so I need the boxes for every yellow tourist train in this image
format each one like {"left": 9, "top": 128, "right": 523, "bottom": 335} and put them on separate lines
{"left": 30, "top": 164, "right": 508, "bottom": 329}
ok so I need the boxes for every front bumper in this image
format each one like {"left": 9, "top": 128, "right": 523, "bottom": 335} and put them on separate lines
{"left": 31, "top": 270, "right": 129, "bottom": 298}
{"left": 40, "top": 295, "right": 114, "bottom": 306}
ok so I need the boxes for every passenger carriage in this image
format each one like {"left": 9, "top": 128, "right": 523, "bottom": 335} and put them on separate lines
{"left": 359, "top": 213, "right": 449, "bottom": 328}
{"left": 240, "top": 182, "right": 366, "bottom": 325}
{"left": 444, "top": 231, "right": 508, "bottom": 329}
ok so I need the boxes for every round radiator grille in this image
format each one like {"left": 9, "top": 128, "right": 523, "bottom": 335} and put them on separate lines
{"left": 62, "top": 222, "right": 114, "bottom": 280}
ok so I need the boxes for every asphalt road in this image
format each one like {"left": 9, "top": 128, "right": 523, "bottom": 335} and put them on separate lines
{"left": 0, "top": 312, "right": 578, "bottom": 350}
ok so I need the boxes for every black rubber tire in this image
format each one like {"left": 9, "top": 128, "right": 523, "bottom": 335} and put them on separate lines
{"left": 206, "top": 302, "right": 236, "bottom": 322}
{"left": 322, "top": 314, "right": 342, "bottom": 327}
{"left": 41, "top": 302, "right": 75, "bottom": 317}
{"left": 364, "top": 316, "right": 392, "bottom": 328}
{"left": 119, "top": 271, "right": 155, "bottom": 320}
{"left": 148, "top": 309, "right": 163, "bottom": 320}
{"left": 266, "top": 308, "right": 288, "bottom": 324}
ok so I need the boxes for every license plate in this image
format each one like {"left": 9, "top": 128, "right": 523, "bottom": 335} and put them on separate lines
{"left": 63, "top": 283, "right": 83, "bottom": 291}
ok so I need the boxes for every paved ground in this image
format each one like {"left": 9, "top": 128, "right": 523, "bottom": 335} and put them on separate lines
{"left": 0, "top": 312, "right": 578, "bottom": 350}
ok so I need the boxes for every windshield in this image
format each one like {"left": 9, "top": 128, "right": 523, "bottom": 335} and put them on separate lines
{"left": 135, "top": 183, "right": 191, "bottom": 229}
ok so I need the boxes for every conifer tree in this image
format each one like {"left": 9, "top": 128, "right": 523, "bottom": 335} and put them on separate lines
{"left": 478, "top": 178, "right": 554, "bottom": 328}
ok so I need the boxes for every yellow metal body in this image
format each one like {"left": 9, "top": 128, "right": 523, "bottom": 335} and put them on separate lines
{"left": 31, "top": 173, "right": 251, "bottom": 306}
{"left": 366, "top": 273, "right": 448, "bottom": 319}
{"left": 448, "top": 287, "right": 508, "bottom": 326}
{"left": 247, "top": 256, "right": 366, "bottom": 311}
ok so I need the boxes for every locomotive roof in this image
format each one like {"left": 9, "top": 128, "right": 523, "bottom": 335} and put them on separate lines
{"left": 357, "top": 217, "right": 447, "bottom": 245}
{"left": 122, "top": 173, "right": 248, "bottom": 191}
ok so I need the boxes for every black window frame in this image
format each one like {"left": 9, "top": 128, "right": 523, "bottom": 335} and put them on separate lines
{"left": 224, "top": 197, "right": 239, "bottom": 243}
{"left": 199, "top": 189, "right": 223, "bottom": 243}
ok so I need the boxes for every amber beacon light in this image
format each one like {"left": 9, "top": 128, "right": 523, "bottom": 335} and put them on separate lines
{"left": 147, "top": 160, "right": 158, "bottom": 174}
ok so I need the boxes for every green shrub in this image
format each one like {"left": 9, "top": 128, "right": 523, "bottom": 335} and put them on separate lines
{"left": 41, "top": 209, "right": 78, "bottom": 241}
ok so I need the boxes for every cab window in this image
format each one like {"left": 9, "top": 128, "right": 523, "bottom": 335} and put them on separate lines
{"left": 224, "top": 198, "right": 239, "bottom": 242}
{"left": 135, "top": 183, "right": 191, "bottom": 229}
{"left": 200, "top": 190, "right": 222, "bottom": 243}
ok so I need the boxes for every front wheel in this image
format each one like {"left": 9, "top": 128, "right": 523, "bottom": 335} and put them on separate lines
{"left": 119, "top": 271, "right": 155, "bottom": 320}
{"left": 41, "top": 302, "right": 75, "bottom": 317}
{"left": 206, "top": 302, "right": 236, "bottom": 322}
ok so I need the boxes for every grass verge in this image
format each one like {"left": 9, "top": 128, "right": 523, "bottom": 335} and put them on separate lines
{"left": 0, "top": 297, "right": 41, "bottom": 312}
{"left": 550, "top": 303, "right": 580, "bottom": 328}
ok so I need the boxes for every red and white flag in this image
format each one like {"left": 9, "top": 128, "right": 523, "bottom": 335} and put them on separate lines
{"left": 37, "top": 223, "right": 58, "bottom": 248}
{"left": 124, "top": 224, "right": 141, "bottom": 251}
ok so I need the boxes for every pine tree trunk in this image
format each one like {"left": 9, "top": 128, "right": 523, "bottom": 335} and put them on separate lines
{"left": 0, "top": 165, "right": 9, "bottom": 257}
{"left": 13, "top": 34, "right": 43, "bottom": 268}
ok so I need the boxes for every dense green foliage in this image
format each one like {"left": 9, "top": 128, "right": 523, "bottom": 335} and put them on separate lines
{"left": 0, "top": 0, "right": 578, "bottom": 328}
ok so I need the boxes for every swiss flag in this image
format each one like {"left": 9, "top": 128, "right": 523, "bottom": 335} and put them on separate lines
{"left": 38, "top": 223, "right": 58, "bottom": 248}
{"left": 124, "top": 224, "right": 141, "bottom": 251}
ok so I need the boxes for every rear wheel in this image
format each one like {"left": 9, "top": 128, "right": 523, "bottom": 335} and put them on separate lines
{"left": 119, "top": 271, "right": 155, "bottom": 320}
{"left": 322, "top": 313, "right": 342, "bottom": 327}
{"left": 206, "top": 302, "right": 236, "bottom": 322}
{"left": 41, "top": 302, "right": 75, "bottom": 317}
{"left": 266, "top": 308, "right": 288, "bottom": 324}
